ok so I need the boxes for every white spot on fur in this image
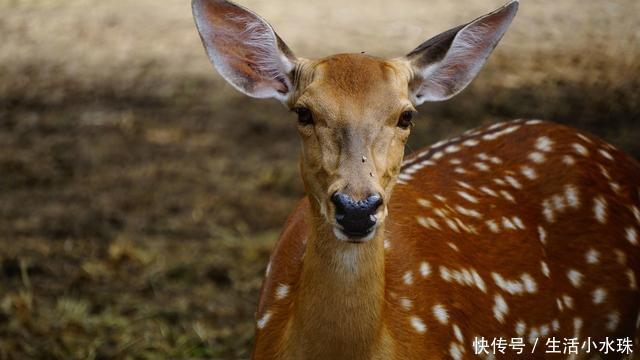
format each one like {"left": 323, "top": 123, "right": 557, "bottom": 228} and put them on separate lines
{"left": 627, "top": 269, "right": 638, "bottom": 290}
{"left": 528, "top": 152, "right": 546, "bottom": 163}
{"left": 552, "top": 319, "right": 560, "bottom": 331}
{"left": 626, "top": 227, "right": 638, "bottom": 246}
{"left": 535, "top": 136, "right": 554, "bottom": 152}
{"left": 275, "top": 284, "right": 290, "bottom": 300}
{"left": 572, "top": 143, "right": 589, "bottom": 156}
{"left": 474, "top": 162, "right": 490, "bottom": 171}
{"left": 400, "top": 297, "right": 413, "bottom": 310}
{"left": 486, "top": 220, "right": 500, "bottom": 233}
{"left": 593, "top": 196, "right": 608, "bottom": 223}
{"left": 520, "top": 166, "right": 538, "bottom": 180}
{"left": 457, "top": 191, "right": 478, "bottom": 203}
{"left": 522, "top": 273, "right": 538, "bottom": 293}
{"left": 492, "top": 272, "right": 537, "bottom": 295}
{"left": 542, "top": 199, "right": 555, "bottom": 222}
{"left": 445, "top": 145, "right": 461, "bottom": 154}
{"left": 512, "top": 216, "right": 526, "bottom": 229}
{"left": 463, "top": 138, "right": 479, "bottom": 147}
{"left": 592, "top": 288, "right": 607, "bottom": 304}
{"left": 472, "top": 269, "right": 487, "bottom": 293}
{"left": 440, "top": 266, "right": 452, "bottom": 281}
{"left": 515, "top": 321, "right": 526, "bottom": 336}
{"left": 599, "top": 149, "right": 614, "bottom": 160}
{"left": 563, "top": 295, "right": 574, "bottom": 309}
{"left": 452, "top": 324, "right": 464, "bottom": 342}
{"left": 502, "top": 217, "right": 516, "bottom": 230}
{"left": 433, "top": 304, "right": 449, "bottom": 324}
{"left": 565, "top": 184, "right": 580, "bottom": 208}
{"left": 541, "top": 261, "right": 550, "bottom": 277}
{"left": 445, "top": 218, "right": 461, "bottom": 233}
{"left": 410, "top": 316, "right": 427, "bottom": 334}
{"left": 563, "top": 155, "right": 576, "bottom": 165}
{"left": 455, "top": 205, "right": 482, "bottom": 219}
{"left": 610, "top": 182, "right": 621, "bottom": 194}
{"left": 577, "top": 133, "right": 593, "bottom": 143}
{"left": 450, "top": 343, "right": 463, "bottom": 360}
{"left": 500, "top": 190, "right": 516, "bottom": 203}
{"left": 538, "top": 226, "right": 547, "bottom": 245}
{"left": 257, "top": 311, "right": 272, "bottom": 329}
{"left": 631, "top": 205, "right": 640, "bottom": 225}
{"left": 552, "top": 194, "right": 566, "bottom": 212}
{"left": 480, "top": 186, "right": 498, "bottom": 197}
{"left": 384, "top": 239, "right": 390, "bottom": 250}
{"left": 539, "top": 324, "right": 550, "bottom": 337}
{"left": 440, "top": 266, "right": 486, "bottom": 292}
{"left": 528, "top": 327, "right": 539, "bottom": 345}
{"left": 586, "top": 248, "right": 600, "bottom": 264}
{"left": 403, "top": 271, "right": 414, "bottom": 285}
{"left": 505, "top": 176, "right": 522, "bottom": 189}
{"left": 417, "top": 198, "right": 431, "bottom": 208}
{"left": 493, "top": 294, "right": 509, "bottom": 323}
{"left": 573, "top": 317, "right": 583, "bottom": 337}
{"left": 420, "top": 261, "right": 431, "bottom": 278}
{"left": 567, "top": 269, "right": 584, "bottom": 288}
{"left": 606, "top": 312, "right": 620, "bottom": 331}
{"left": 417, "top": 216, "right": 441, "bottom": 230}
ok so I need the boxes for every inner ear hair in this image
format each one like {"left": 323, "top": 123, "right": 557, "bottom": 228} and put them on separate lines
{"left": 404, "top": 0, "right": 519, "bottom": 104}
{"left": 192, "top": 0, "right": 298, "bottom": 101}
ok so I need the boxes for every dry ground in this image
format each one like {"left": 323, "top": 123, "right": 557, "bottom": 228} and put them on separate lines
{"left": 0, "top": 0, "right": 639, "bottom": 358}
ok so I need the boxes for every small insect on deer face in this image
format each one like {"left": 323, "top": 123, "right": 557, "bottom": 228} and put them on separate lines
{"left": 193, "top": 0, "right": 518, "bottom": 241}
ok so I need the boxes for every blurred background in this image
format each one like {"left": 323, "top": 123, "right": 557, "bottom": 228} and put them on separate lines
{"left": 1, "top": 0, "right": 639, "bottom": 358}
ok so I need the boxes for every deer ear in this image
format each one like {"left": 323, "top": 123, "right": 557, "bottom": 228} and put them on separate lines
{"left": 192, "top": 0, "right": 297, "bottom": 101}
{"left": 405, "top": 0, "right": 518, "bottom": 105}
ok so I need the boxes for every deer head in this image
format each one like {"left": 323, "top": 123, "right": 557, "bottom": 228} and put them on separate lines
{"left": 192, "top": 0, "right": 519, "bottom": 242}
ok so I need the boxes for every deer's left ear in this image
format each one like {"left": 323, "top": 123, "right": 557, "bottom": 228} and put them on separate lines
{"left": 404, "top": 0, "right": 519, "bottom": 105}
{"left": 192, "top": 0, "right": 298, "bottom": 102}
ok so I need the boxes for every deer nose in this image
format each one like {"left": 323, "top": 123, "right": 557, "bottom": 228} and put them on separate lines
{"left": 331, "top": 192, "right": 383, "bottom": 237}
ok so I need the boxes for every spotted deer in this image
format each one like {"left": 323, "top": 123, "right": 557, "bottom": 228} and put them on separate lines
{"left": 192, "top": 0, "right": 640, "bottom": 358}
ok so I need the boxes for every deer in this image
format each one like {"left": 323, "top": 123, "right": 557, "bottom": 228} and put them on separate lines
{"left": 192, "top": 0, "right": 640, "bottom": 358}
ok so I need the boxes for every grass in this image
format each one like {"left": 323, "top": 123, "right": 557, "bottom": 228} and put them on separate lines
{"left": 0, "top": 0, "right": 638, "bottom": 358}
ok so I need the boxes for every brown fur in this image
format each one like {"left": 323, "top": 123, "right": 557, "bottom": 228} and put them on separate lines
{"left": 254, "top": 111, "right": 640, "bottom": 359}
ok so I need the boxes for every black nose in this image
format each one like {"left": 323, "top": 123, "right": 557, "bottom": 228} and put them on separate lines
{"left": 331, "top": 192, "right": 383, "bottom": 237}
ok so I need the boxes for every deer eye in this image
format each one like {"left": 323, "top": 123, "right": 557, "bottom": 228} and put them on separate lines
{"left": 397, "top": 110, "right": 415, "bottom": 129}
{"left": 294, "top": 107, "right": 314, "bottom": 126}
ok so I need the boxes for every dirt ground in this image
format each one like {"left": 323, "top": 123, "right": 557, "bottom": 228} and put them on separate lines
{"left": 0, "top": 0, "right": 639, "bottom": 358}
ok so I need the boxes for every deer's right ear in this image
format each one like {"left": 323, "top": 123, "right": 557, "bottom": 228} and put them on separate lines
{"left": 192, "top": 0, "right": 298, "bottom": 102}
{"left": 403, "top": 0, "right": 518, "bottom": 105}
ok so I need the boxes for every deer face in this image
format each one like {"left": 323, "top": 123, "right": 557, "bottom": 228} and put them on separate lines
{"left": 193, "top": 0, "right": 518, "bottom": 241}
{"left": 290, "top": 55, "right": 414, "bottom": 240}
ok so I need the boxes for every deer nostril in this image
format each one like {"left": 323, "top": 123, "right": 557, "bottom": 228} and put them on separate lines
{"left": 331, "top": 192, "right": 349, "bottom": 214}
{"left": 330, "top": 192, "right": 384, "bottom": 237}
{"left": 367, "top": 194, "right": 383, "bottom": 212}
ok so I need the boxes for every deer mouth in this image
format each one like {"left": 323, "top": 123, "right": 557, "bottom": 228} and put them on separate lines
{"left": 332, "top": 226, "right": 377, "bottom": 243}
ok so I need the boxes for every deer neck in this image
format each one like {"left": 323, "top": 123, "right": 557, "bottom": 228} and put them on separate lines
{"left": 285, "top": 207, "right": 390, "bottom": 359}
